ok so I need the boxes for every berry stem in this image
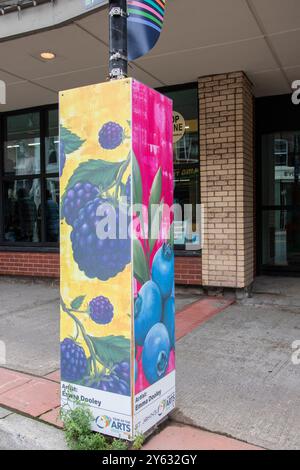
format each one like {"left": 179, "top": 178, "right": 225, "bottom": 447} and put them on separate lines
{"left": 114, "top": 152, "right": 131, "bottom": 202}
{"left": 61, "top": 298, "right": 99, "bottom": 376}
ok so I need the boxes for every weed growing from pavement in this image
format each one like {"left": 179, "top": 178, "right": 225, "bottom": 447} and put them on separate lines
{"left": 61, "top": 405, "right": 144, "bottom": 451}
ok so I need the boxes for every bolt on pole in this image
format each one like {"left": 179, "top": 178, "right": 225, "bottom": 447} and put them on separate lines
{"left": 109, "top": 0, "right": 128, "bottom": 80}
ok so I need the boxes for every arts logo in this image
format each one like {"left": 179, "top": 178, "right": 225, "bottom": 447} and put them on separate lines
{"left": 158, "top": 400, "right": 167, "bottom": 416}
{"left": 96, "top": 415, "right": 131, "bottom": 434}
{"left": 96, "top": 415, "right": 111, "bottom": 429}
{"left": 158, "top": 393, "right": 175, "bottom": 415}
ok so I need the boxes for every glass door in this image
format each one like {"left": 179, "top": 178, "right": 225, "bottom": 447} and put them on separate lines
{"left": 260, "top": 131, "right": 300, "bottom": 273}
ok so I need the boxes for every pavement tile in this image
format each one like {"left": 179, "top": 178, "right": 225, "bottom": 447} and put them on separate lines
{"left": 0, "top": 379, "right": 60, "bottom": 417}
{"left": 39, "top": 407, "right": 63, "bottom": 428}
{"left": 143, "top": 424, "right": 262, "bottom": 451}
{"left": 176, "top": 297, "right": 234, "bottom": 340}
{"left": 0, "top": 368, "right": 32, "bottom": 395}
{"left": 44, "top": 370, "right": 60, "bottom": 383}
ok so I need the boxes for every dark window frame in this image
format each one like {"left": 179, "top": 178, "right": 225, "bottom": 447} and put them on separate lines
{"left": 0, "top": 103, "right": 59, "bottom": 252}
{"left": 256, "top": 94, "right": 300, "bottom": 276}
{"left": 158, "top": 82, "right": 201, "bottom": 256}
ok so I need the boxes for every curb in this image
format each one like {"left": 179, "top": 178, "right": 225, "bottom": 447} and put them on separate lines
{"left": 0, "top": 409, "right": 67, "bottom": 450}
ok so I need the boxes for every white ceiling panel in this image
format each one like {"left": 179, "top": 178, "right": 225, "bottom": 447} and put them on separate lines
{"left": 34, "top": 66, "right": 107, "bottom": 93}
{"left": 269, "top": 30, "right": 300, "bottom": 68}
{"left": 2, "top": 82, "right": 57, "bottom": 111}
{"left": 0, "top": 69, "right": 26, "bottom": 85}
{"left": 137, "top": 38, "right": 278, "bottom": 85}
{"left": 248, "top": 69, "right": 291, "bottom": 97}
{"left": 141, "top": 0, "right": 262, "bottom": 57}
{"left": 250, "top": 0, "right": 300, "bottom": 34}
{"left": 0, "top": 0, "right": 300, "bottom": 110}
{"left": 285, "top": 65, "right": 300, "bottom": 83}
{"left": 0, "top": 24, "right": 107, "bottom": 81}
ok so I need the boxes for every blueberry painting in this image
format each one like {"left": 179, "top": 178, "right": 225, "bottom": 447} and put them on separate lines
{"left": 132, "top": 80, "right": 175, "bottom": 397}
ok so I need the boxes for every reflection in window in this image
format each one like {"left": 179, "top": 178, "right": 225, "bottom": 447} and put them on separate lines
{"left": 261, "top": 131, "right": 300, "bottom": 270}
{"left": 46, "top": 109, "right": 59, "bottom": 174}
{"left": 45, "top": 178, "right": 59, "bottom": 242}
{"left": 4, "top": 179, "right": 40, "bottom": 242}
{"left": 1, "top": 108, "right": 60, "bottom": 246}
{"left": 4, "top": 113, "right": 40, "bottom": 176}
{"left": 161, "top": 86, "right": 200, "bottom": 251}
{"left": 262, "top": 131, "right": 300, "bottom": 207}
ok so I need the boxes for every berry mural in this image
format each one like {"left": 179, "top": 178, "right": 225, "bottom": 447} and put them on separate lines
{"left": 60, "top": 79, "right": 174, "bottom": 440}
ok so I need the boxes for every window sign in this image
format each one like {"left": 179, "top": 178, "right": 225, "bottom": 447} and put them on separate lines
{"left": 173, "top": 111, "right": 186, "bottom": 144}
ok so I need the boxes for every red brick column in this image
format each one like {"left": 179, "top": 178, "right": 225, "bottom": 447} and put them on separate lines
{"left": 174, "top": 256, "right": 202, "bottom": 286}
{"left": 199, "top": 72, "right": 254, "bottom": 289}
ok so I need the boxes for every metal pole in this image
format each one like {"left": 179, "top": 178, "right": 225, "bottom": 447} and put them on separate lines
{"left": 109, "top": 0, "right": 128, "bottom": 80}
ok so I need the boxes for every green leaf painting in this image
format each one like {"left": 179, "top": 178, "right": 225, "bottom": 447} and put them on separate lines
{"left": 169, "top": 221, "right": 175, "bottom": 248}
{"left": 64, "top": 159, "right": 126, "bottom": 196}
{"left": 71, "top": 296, "right": 85, "bottom": 310}
{"left": 148, "top": 168, "right": 162, "bottom": 246}
{"left": 88, "top": 335, "right": 130, "bottom": 368}
{"left": 149, "top": 199, "right": 164, "bottom": 254}
{"left": 60, "top": 125, "right": 85, "bottom": 154}
{"left": 133, "top": 239, "right": 150, "bottom": 285}
{"left": 132, "top": 153, "right": 143, "bottom": 206}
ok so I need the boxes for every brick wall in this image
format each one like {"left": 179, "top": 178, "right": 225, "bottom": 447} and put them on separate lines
{"left": 199, "top": 72, "right": 254, "bottom": 288}
{"left": 174, "top": 256, "right": 202, "bottom": 285}
{"left": 0, "top": 252, "right": 60, "bottom": 278}
{"left": 0, "top": 251, "right": 201, "bottom": 285}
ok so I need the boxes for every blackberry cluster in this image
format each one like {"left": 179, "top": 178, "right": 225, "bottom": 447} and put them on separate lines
{"left": 89, "top": 296, "right": 114, "bottom": 325}
{"left": 98, "top": 122, "right": 124, "bottom": 150}
{"left": 62, "top": 183, "right": 99, "bottom": 226}
{"left": 83, "top": 361, "right": 130, "bottom": 396}
{"left": 61, "top": 338, "right": 88, "bottom": 383}
{"left": 71, "top": 197, "right": 131, "bottom": 280}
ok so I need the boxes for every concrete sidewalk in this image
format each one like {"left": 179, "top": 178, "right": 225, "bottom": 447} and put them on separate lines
{"left": 0, "top": 278, "right": 201, "bottom": 377}
{"left": 0, "top": 277, "right": 237, "bottom": 450}
{"left": 173, "top": 277, "right": 300, "bottom": 450}
{"left": 1, "top": 276, "right": 299, "bottom": 450}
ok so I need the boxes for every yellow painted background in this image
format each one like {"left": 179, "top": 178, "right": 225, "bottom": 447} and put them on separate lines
{"left": 60, "top": 80, "right": 132, "bottom": 359}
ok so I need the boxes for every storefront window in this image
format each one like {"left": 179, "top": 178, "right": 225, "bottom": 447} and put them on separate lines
{"left": 4, "top": 113, "right": 40, "bottom": 176}
{"left": 160, "top": 85, "right": 200, "bottom": 252}
{"left": 0, "top": 88, "right": 200, "bottom": 251}
{"left": 0, "top": 107, "right": 59, "bottom": 247}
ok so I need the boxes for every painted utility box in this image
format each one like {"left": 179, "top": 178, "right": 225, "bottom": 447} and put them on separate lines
{"left": 60, "top": 79, "right": 175, "bottom": 440}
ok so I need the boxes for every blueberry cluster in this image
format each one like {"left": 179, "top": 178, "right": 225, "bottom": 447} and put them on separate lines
{"left": 135, "top": 244, "right": 175, "bottom": 385}
{"left": 84, "top": 361, "right": 130, "bottom": 396}
{"left": 71, "top": 197, "right": 131, "bottom": 280}
{"left": 62, "top": 183, "right": 99, "bottom": 226}
{"left": 89, "top": 296, "right": 114, "bottom": 325}
{"left": 61, "top": 338, "right": 88, "bottom": 383}
{"left": 98, "top": 122, "right": 124, "bottom": 150}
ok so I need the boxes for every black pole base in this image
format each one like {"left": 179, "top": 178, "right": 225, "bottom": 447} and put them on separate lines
{"left": 109, "top": 0, "right": 128, "bottom": 80}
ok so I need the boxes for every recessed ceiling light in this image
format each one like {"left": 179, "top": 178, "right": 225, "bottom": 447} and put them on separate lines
{"left": 40, "top": 51, "right": 56, "bottom": 60}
